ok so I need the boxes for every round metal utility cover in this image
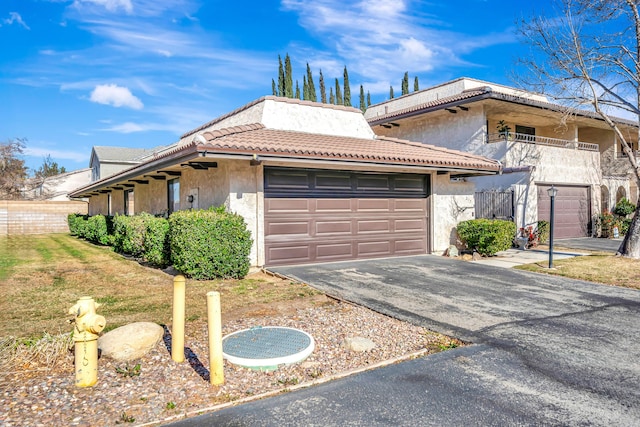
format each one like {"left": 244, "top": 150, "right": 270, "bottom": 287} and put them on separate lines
{"left": 222, "top": 326, "right": 314, "bottom": 371}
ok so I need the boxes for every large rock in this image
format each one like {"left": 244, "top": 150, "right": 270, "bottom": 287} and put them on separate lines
{"left": 98, "top": 322, "right": 164, "bottom": 362}
{"left": 342, "top": 336, "right": 376, "bottom": 352}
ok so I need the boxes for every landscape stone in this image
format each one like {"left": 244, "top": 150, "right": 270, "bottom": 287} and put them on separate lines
{"left": 447, "top": 245, "right": 459, "bottom": 258}
{"left": 98, "top": 322, "right": 164, "bottom": 362}
{"left": 342, "top": 336, "right": 376, "bottom": 352}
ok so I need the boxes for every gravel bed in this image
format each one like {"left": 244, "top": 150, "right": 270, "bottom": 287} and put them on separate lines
{"left": 0, "top": 301, "right": 458, "bottom": 426}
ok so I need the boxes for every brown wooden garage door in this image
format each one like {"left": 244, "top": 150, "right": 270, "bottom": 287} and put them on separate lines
{"left": 537, "top": 185, "right": 591, "bottom": 238}
{"left": 264, "top": 168, "right": 430, "bottom": 266}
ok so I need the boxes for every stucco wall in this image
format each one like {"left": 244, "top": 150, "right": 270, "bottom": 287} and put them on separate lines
{"left": 431, "top": 173, "right": 477, "bottom": 253}
{"left": 89, "top": 194, "right": 108, "bottom": 216}
{"left": 136, "top": 179, "right": 169, "bottom": 215}
{"left": 376, "top": 108, "right": 493, "bottom": 156}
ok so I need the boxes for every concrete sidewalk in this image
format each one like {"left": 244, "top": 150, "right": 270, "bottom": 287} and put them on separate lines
{"left": 472, "top": 247, "right": 587, "bottom": 268}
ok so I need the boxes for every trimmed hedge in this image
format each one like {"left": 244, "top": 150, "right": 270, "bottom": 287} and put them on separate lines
{"left": 169, "top": 207, "right": 252, "bottom": 279}
{"left": 67, "top": 214, "right": 87, "bottom": 237}
{"left": 86, "top": 215, "right": 114, "bottom": 245}
{"left": 143, "top": 215, "right": 170, "bottom": 267}
{"left": 69, "top": 207, "right": 252, "bottom": 278}
{"left": 456, "top": 218, "right": 516, "bottom": 256}
{"left": 112, "top": 213, "right": 170, "bottom": 267}
{"left": 113, "top": 213, "right": 147, "bottom": 257}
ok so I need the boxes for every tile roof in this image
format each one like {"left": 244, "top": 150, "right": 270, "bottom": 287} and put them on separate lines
{"left": 69, "top": 122, "right": 500, "bottom": 197}
{"left": 191, "top": 123, "right": 500, "bottom": 171}
{"left": 366, "top": 86, "right": 638, "bottom": 128}
{"left": 366, "top": 88, "right": 491, "bottom": 125}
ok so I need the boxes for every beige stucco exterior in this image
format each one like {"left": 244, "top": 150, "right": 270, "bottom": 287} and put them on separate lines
{"left": 80, "top": 96, "right": 499, "bottom": 268}
{"left": 365, "top": 78, "right": 636, "bottom": 234}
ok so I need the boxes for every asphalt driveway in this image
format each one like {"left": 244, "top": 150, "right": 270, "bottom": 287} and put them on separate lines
{"left": 556, "top": 237, "right": 622, "bottom": 253}
{"left": 169, "top": 255, "right": 640, "bottom": 426}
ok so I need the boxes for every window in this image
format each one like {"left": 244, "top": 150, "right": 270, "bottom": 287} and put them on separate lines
{"left": 168, "top": 178, "right": 180, "bottom": 214}
{"left": 124, "top": 189, "right": 134, "bottom": 216}
{"left": 515, "top": 125, "right": 535, "bottom": 136}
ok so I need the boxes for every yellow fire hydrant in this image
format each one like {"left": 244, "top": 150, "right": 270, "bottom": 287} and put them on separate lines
{"left": 69, "top": 296, "right": 106, "bottom": 387}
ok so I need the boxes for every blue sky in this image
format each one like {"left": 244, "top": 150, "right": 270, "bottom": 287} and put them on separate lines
{"left": 1, "top": 0, "right": 550, "bottom": 173}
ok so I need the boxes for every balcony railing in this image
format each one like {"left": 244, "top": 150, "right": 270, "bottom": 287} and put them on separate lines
{"left": 487, "top": 132, "right": 599, "bottom": 152}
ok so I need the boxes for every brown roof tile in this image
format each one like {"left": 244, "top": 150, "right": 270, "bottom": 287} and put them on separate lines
{"left": 196, "top": 124, "right": 500, "bottom": 171}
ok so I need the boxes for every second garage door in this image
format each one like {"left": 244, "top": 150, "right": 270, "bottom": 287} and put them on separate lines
{"left": 264, "top": 168, "right": 430, "bottom": 266}
{"left": 537, "top": 184, "right": 591, "bottom": 238}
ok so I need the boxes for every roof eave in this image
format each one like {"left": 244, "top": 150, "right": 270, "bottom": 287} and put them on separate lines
{"left": 69, "top": 146, "right": 199, "bottom": 197}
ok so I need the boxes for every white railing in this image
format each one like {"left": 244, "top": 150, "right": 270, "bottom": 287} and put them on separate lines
{"left": 487, "top": 132, "right": 599, "bottom": 152}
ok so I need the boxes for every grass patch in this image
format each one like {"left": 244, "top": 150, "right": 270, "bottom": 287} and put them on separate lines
{"left": 0, "top": 234, "right": 324, "bottom": 340}
{"left": 515, "top": 253, "right": 640, "bottom": 290}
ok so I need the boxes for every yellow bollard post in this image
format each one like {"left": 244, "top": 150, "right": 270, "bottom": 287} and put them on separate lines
{"left": 172, "top": 275, "right": 186, "bottom": 363}
{"left": 207, "top": 291, "right": 224, "bottom": 385}
{"left": 69, "top": 296, "right": 106, "bottom": 387}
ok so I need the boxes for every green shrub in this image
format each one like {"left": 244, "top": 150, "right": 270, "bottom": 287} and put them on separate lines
{"left": 142, "top": 216, "right": 170, "bottom": 267}
{"left": 86, "top": 215, "right": 114, "bottom": 245}
{"left": 67, "top": 214, "right": 87, "bottom": 236}
{"left": 613, "top": 198, "right": 636, "bottom": 217}
{"left": 620, "top": 218, "right": 633, "bottom": 236}
{"left": 68, "top": 214, "right": 90, "bottom": 239}
{"left": 169, "top": 207, "right": 253, "bottom": 279}
{"left": 113, "top": 214, "right": 147, "bottom": 256}
{"left": 536, "top": 220, "right": 550, "bottom": 244}
{"left": 456, "top": 218, "right": 516, "bottom": 256}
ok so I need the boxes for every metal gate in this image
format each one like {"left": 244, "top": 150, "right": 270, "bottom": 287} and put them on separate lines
{"left": 474, "top": 190, "right": 514, "bottom": 220}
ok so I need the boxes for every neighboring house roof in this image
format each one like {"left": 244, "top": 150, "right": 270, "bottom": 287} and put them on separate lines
{"left": 90, "top": 145, "right": 168, "bottom": 166}
{"left": 366, "top": 82, "right": 637, "bottom": 129}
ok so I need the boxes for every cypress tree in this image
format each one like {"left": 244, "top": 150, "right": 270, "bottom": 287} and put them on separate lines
{"left": 284, "top": 53, "right": 293, "bottom": 98}
{"left": 329, "top": 87, "right": 335, "bottom": 104}
{"left": 335, "top": 78, "right": 343, "bottom": 105}
{"left": 303, "top": 75, "right": 309, "bottom": 100}
{"left": 295, "top": 80, "right": 300, "bottom": 99}
{"left": 359, "top": 85, "right": 366, "bottom": 113}
{"left": 343, "top": 66, "right": 351, "bottom": 106}
{"left": 390, "top": 86, "right": 394, "bottom": 99}
{"left": 319, "top": 70, "right": 327, "bottom": 103}
{"left": 306, "top": 63, "right": 317, "bottom": 102}
{"left": 272, "top": 79, "right": 277, "bottom": 96}
{"left": 367, "top": 91, "right": 371, "bottom": 107}
{"left": 402, "top": 71, "right": 409, "bottom": 95}
{"left": 414, "top": 76, "right": 419, "bottom": 92}
{"left": 277, "top": 55, "right": 285, "bottom": 97}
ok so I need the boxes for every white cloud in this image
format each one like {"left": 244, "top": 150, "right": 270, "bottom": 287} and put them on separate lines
{"left": 24, "top": 146, "right": 88, "bottom": 163}
{"left": 2, "top": 12, "right": 30, "bottom": 30}
{"left": 281, "top": 0, "right": 516, "bottom": 89}
{"left": 74, "top": 0, "right": 133, "bottom": 14}
{"left": 102, "top": 122, "right": 147, "bottom": 133}
{"left": 89, "top": 84, "right": 144, "bottom": 109}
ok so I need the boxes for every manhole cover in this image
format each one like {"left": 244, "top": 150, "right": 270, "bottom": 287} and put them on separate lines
{"left": 222, "top": 326, "right": 314, "bottom": 371}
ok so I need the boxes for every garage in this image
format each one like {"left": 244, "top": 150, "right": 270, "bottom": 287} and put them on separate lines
{"left": 537, "top": 184, "right": 591, "bottom": 238}
{"left": 264, "top": 167, "right": 430, "bottom": 266}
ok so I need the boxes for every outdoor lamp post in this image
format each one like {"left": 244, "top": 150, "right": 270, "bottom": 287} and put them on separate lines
{"left": 547, "top": 185, "right": 558, "bottom": 268}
